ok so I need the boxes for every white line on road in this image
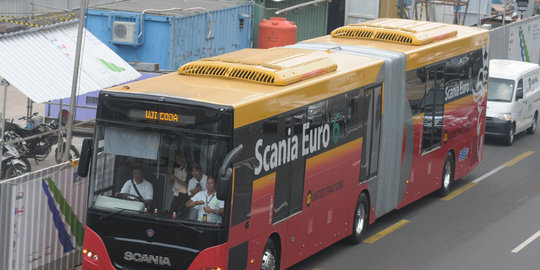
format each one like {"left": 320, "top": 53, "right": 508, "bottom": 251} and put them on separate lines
{"left": 511, "top": 230, "right": 540, "bottom": 253}
{"left": 472, "top": 165, "right": 505, "bottom": 183}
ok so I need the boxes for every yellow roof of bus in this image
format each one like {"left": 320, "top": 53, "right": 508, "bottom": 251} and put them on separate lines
{"left": 107, "top": 18, "right": 488, "bottom": 128}
{"left": 107, "top": 48, "right": 385, "bottom": 128}
{"left": 306, "top": 18, "right": 489, "bottom": 71}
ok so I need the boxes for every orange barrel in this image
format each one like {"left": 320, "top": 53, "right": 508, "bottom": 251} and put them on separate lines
{"left": 257, "top": 17, "right": 297, "bottom": 49}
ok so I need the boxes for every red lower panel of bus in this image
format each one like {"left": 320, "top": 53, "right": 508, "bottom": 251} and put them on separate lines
{"left": 82, "top": 225, "right": 230, "bottom": 270}
{"left": 81, "top": 226, "right": 116, "bottom": 270}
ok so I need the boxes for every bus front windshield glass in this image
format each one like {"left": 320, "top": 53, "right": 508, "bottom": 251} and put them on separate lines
{"left": 488, "top": 78, "right": 514, "bottom": 102}
{"left": 90, "top": 123, "right": 229, "bottom": 224}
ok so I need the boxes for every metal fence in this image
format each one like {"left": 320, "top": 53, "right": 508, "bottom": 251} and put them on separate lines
{"left": 0, "top": 161, "right": 87, "bottom": 270}
{"left": 489, "top": 15, "right": 540, "bottom": 65}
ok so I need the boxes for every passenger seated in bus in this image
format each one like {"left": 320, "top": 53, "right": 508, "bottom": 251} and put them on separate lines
{"left": 115, "top": 167, "right": 153, "bottom": 206}
{"left": 185, "top": 176, "right": 224, "bottom": 223}
{"left": 168, "top": 152, "right": 190, "bottom": 213}
{"left": 187, "top": 162, "right": 208, "bottom": 198}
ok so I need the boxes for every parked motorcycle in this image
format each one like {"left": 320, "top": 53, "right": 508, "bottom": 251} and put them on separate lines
{"left": 1, "top": 143, "right": 31, "bottom": 179}
{"left": 3, "top": 112, "right": 79, "bottom": 164}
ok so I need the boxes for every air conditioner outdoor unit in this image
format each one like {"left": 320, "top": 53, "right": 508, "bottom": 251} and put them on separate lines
{"left": 112, "top": 21, "right": 137, "bottom": 43}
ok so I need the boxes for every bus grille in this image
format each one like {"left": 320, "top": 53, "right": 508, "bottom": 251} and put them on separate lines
{"left": 330, "top": 18, "right": 457, "bottom": 46}
{"left": 179, "top": 63, "right": 276, "bottom": 84}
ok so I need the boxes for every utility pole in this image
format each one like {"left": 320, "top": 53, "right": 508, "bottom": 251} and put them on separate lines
{"left": 64, "top": 0, "right": 88, "bottom": 162}
{"left": 0, "top": 79, "right": 10, "bottom": 177}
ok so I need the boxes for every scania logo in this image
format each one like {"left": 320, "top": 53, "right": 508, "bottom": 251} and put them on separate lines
{"left": 124, "top": 251, "right": 171, "bottom": 266}
{"left": 146, "top": 229, "right": 155, "bottom": 238}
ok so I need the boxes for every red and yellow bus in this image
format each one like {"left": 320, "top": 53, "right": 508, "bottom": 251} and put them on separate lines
{"left": 78, "top": 18, "right": 489, "bottom": 270}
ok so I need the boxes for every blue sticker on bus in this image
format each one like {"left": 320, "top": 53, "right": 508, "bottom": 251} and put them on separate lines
{"left": 459, "top": 147, "right": 469, "bottom": 161}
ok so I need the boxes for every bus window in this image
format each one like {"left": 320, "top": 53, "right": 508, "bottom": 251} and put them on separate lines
{"left": 360, "top": 84, "right": 383, "bottom": 181}
{"left": 421, "top": 64, "right": 445, "bottom": 151}
{"left": 91, "top": 123, "right": 229, "bottom": 224}
{"left": 406, "top": 68, "right": 426, "bottom": 115}
{"left": 274, "top": 109, "right": 307, "bottom": 222}
{"left": 346, "top": 90, "right": 364, "bottom": 137}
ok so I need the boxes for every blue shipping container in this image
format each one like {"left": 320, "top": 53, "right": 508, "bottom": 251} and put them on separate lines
{"left": 86, "top": 0, "right": 252, "bottom": 70}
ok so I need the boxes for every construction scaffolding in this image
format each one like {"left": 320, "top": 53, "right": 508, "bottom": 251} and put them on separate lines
{"left": 412, "top": 0, "right": 470, "bottom": 25}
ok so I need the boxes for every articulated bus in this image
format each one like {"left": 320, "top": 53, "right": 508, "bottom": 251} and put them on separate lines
{"left": 78, "top": 18, "right": 489, "bottom": 270}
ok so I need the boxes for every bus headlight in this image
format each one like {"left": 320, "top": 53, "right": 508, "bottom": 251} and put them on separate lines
{"left": 495, "top": 113, "right": 511, "bottom": 121}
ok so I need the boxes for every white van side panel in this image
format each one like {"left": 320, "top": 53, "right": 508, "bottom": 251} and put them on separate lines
{"left": 520, "top": 69, "right": 540, "bottom": 133}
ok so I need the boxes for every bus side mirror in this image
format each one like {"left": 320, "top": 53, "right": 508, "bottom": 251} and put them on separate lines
{"left": 77, "top": 138, "right": 93, "bottom": 177}
{"left": 516, "top": 87, "right": 523, "bottom": 100}
{"left": 217, "top": 144, "right": 243, "bottom": 200}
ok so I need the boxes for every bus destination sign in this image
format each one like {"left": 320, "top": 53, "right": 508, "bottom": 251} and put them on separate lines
{"left": 145, "top": 110, "right": 179, "bottom": 122}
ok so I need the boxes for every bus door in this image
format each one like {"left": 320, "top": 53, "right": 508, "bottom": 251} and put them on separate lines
{"left": 419, "top": 64, "right": 445, "bottom": 193}
{"left": 360, "top": 85, "right": 382, "bottom": 182}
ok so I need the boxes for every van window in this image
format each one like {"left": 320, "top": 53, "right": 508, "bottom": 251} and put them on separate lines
{"left": 488, "top": 78, "right": 514, "bottom": 102}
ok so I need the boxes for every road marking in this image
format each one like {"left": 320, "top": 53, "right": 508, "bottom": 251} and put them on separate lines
{"left": 442, "top": 151, "right": 535, "bottom": 200}
{"left": 441, "top": 182, "right": 477, "bottom": 201}
{"left": 511, "top": 229, "right": 540, "bottom": 253}
{"left": 504, "top": 151, "right": 534, "bottom": 167}
{"left": 363, "top": 219, "right": 410, "bottom": 244}
{"left": 472, "top": 165, "right": 505, "bottom": 183}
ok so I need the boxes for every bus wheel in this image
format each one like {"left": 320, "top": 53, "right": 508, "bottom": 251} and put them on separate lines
{"left": 347, "top": 193, "right": 369, "bottom": 244}
{"left": 439, "top": 152, "right": 454, "bottom": 197}
{"left": 261, "top": 238, "right": 279, "bottom": 270}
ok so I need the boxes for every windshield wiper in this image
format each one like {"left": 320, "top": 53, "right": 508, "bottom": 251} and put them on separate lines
{"left": 99, "top": 208, "right": 126, "bottom": 221}
{"left": 169, "top": 219, "right": 204, "bottom": 234}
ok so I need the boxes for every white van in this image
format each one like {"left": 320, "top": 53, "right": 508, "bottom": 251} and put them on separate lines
{"left": 486, "top": 59, "right": 540, "bottom": 145}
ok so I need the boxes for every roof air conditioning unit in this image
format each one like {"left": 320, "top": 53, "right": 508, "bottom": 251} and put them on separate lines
{"left": 112, "top": 21, "right": 137, "bottom": 44}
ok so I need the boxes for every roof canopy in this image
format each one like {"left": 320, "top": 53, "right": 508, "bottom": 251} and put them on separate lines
{"left": 0, "top": 21, "right": 140, "bottom": 103}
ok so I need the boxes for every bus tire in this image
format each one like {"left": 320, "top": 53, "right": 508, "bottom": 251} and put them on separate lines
{"left": 527, "top": 113, "right": 537, "bottom": 134}
{"left": 261, "top": 238, "right": 279, "bottom": 270}
{"left": 439, "top": 152, "right": 454, "bottom": 197}
{"left": 347, "top": 192, "right": 369, "bottom": 245}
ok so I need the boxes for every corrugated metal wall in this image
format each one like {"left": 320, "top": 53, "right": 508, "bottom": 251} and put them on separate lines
{"left": 0, "top": 162, "right": 88, "bottom": 270}
{"left": 252, "top": 0, "right": 328, "bottom": 47}
{"left": 86, "top": 3, "right": 251, "bottom": 70}
{"left": 489, "top": 16, "right": 540, "bottom": 65}
{"left": 171, "top": 4, "right": 252, "bottom": 68}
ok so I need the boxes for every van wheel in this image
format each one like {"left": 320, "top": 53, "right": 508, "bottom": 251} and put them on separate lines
{"left": 505, "top": 125, "right": 515, "bottom": 146}
{"left": 440, "top": 152, "right": 454, "bottom": 197}
{"left": 347, "top": 193, "right": 369, "bottom": 244}
{"left": 261, "top": 239, "right": 279, "bottom": 270}
{"left": 527, "top": 114, "right": 537, "bottom": 134}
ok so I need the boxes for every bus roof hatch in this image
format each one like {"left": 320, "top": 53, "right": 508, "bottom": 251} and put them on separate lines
{"left": 178, "top": 48, "right": 337, "bottom": 86}
{"left": 331, "top": 18, "right": 457, "bottom": 46}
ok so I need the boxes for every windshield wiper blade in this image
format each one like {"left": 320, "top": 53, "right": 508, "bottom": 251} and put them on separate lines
{"left": 100, "top": 208, "right": 126, "bottom": 221}
{"left": 170, "top": 220, "right": 203, "bottom": 234}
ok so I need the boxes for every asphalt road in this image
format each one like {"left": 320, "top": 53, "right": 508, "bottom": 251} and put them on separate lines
{"left": 1, "top": 78, "right": 84, "bottom": 172}
{"left": 291, "top": 131, "right": 540, "bottom": 270}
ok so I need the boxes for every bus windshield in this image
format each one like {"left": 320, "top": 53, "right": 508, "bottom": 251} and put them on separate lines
{"left": 488, "top": 77, "right": 515, "bottom": 102}
{"left": 89, "top": 122, "right": 229, "bottom": 224}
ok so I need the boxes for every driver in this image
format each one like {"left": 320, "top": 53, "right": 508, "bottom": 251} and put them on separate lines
{"left": 116, "top": 167, "right": 153, "bottom": 206}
